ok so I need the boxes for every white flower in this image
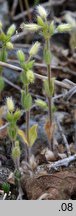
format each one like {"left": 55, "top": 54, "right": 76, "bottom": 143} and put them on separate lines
{"left": 37, "top": 5, "right": 47, "bottom": 19}
{"left": 6, "top": 97, "right": 14, "bottom": 112}
{"left": 29, "top": 41, "right": 40, "bottom": 57}
{"left": 21, "top": 23, "right": 41, "bottom": 32}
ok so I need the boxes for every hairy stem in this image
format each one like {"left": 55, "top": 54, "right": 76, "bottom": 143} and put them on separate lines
{"left": 25, "top": 85, "right": 30, "bottom": 162}
{"left": 46, "top": 38, "right": 53, "bottom": 150}
{"left": 47, "top": 63, "right": 52, "bottom": 125}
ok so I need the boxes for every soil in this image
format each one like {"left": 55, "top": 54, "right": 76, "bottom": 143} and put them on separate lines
{"left": 21, "top": 166, "right": 76, "bottom": 200}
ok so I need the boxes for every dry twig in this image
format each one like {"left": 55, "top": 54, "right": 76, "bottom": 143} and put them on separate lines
{"left": 56, "top": 117, "right": 71, "bottom": 156}
{"left": 47, "top": 154, "right": 76, "bottom": 171}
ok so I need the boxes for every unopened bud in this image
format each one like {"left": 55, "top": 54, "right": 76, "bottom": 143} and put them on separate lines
{"left": 6, "top": 42, "right": 13, "bottom": 50}
{"left": 27, "top": 70, "right": 35, "bottom": 83}
{"left": 29, "top": 42, "right": 40, "bottom": 57}
{"left": 7, "top": 24, "right": 16, "bottom": 36}
{"left": 37, "top": 16, "right": 45, "bottom": 27}
{"left": 37, "top": 5, "right": 47, "bottom": 20}
{"left": 21, "top": 23, "right": 41, "bottom": 32}
{"left": 57, "top": 23, "right": 72, "bottom": 32}
{"left": 12, "top": 141, "right": 20, "bottom": 160}
{"left": 35, "top": 99, "right": 47, "bottom": 109}
{"left": 17, "top": 49, "right": 25, "bottom": 62}
{"left": 6, "top": 97, "right": 14, "bottom": 112}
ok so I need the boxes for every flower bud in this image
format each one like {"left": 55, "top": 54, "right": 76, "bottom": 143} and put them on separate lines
{"left": 37, "top": 5, "right": 47, "bottom": 20}
{"left": 17, "top": 49, "right": 25, "bottom": 62}
{"left": 57, "top": 23, "right": 72, "bottom": 33}
{"left": 21, "top": 23, "right": 41, "bottom": 32}
{"left": 7, "top": 24, "right": 16, "bottom": 36}
{"left": 6, "top": 42, "right": 13, "bottom": 50}
{"left": 12, "top": 141, "right": 20, "bottom": 160}
{"left": 29, "top": 42, "right": 40, "bottom": 57}
{"left": 37, "top": 16, "right": 45, "bottom": 27}
{"left": 26, "top": 70, "right": 35, "bottom": 83}
{"left": 35, "top": 99, "right": 48, "bottom": 109}
{"left": 6, "top": 97, "right": 14, "bottom": 112}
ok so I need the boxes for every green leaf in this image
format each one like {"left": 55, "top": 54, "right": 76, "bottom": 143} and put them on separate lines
{"left": 0, "top": 49, "right": 7, "bottom": 62}
{"left": 49, "top": 77, "right": 55, "bottom": 96}
{"left": 13, "top": 110, "right": 21, "bottom": 122}
{"left": 27, "top": 60, "right": 35, "bottom": 69}
{"left": 49, "top": 21, "right": 55, "bottom": 36}
{"left": 43, "top": 79, "right": 50, "bottom": 97}
{"left": 0, "top": 76, "right": 4, "bottom": 92}
{"left": 20, "top": 71, "right": 27, "bottom": 85}
{"left": 0, "top": 32, "right": 6, "bottom": 42}
{"left": 43, "top": 46, "right": 52, "bottom": 64}
{"left": 29, "top": 124, "right": 38, "bottom": 147}
{"left": 52, "top": 105, "right": 57, "bottom": 113}
{"left": 18, "top": 129, "right": 28, "bottom": 145}
{"left": 6, "top": 112, "right": 13, "bottom": 122}
{"left": 8, "top": 126, "right": 17, "bottom": 141}
{"left": 21, "top": 91, "right": 32, "bottom": 110}
{"left": 43, "top": 78, "right": 55, "bottom": 97}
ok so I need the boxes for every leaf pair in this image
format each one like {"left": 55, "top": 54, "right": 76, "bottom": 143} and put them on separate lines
{"left": 21, "top": 91, "right": 32, "bottom": 111}
{"left": 44, "top": 77, "right": 55, "bottom": 97}
{"left": 6, "top": 110, "right": 21, "bottom": 123}
{"left": 18, "top": 124, "right": 38, "bottom": 147}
